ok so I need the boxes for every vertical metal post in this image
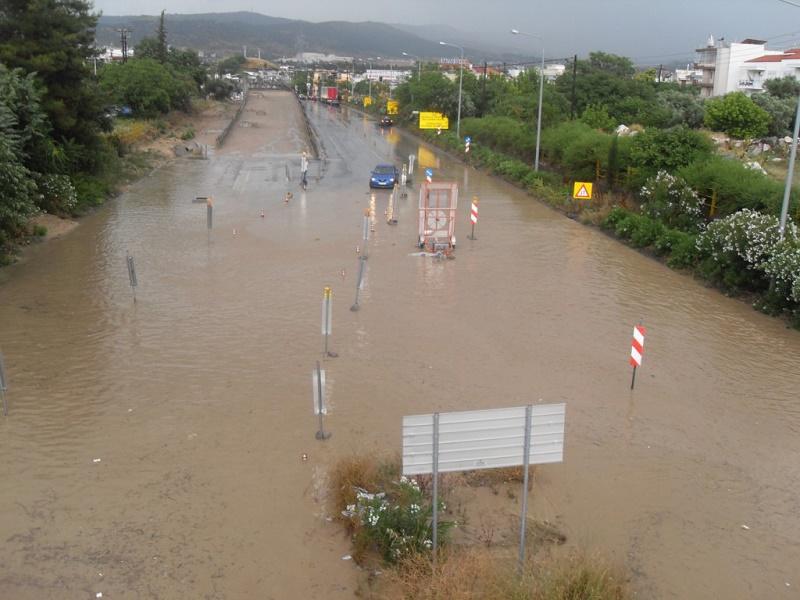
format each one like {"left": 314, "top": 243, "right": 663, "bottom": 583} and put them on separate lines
{"left": 361, "top": 210, "right": 370, "bottom": 259}
{"left": 630, "top": 365, "right": 637, "bottom": 390}
{"left": 314, "top": 361, "right": 330, "bottom": 440}
{"left": 126, "top": 253, "right": 138, "bottom": 303}
{"left": 322, "top": 287, "right": 336, "bottom": 357}
{"left": 779, "top": 88, "right": 800, "bottom": 240}
{"left": 534, "top": 46, "right": 544, "bottom": 172}
{"left": 432, "top": 412, "right": 440, "bottom": 566}
{"left": 350, "top": 257, "right": 366, "bottom": 311}
{"left": 0, "top": 350, "right": 8, "bottom": 417}
{"left": 206, "top": 198, "right": 213, "bottom": 230}
{"left": 518, "top": 405, "right": 533, "bottom": 572}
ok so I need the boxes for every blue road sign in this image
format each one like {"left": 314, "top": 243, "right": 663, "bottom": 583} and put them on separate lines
{"left": 425, "top": 168, "right": 433, "bottom": 177}
{"left": 465, "top": 136, "right": 471, "bottom": 143}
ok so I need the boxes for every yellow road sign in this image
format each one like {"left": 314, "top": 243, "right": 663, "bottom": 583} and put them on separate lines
{"left": 363, "top": 96, "right": 373, "bottom": 108}
{"left": 417, "top": 145, "right": 440, "bottom": 169}
{"left": 572, "top": 181, "right": 593, "bottom": 200}
{"left": 387, "top": 100, "right": 399, "bottom": 115}
{"left": 419, "top": 111, "right": 449, "bottom": 130}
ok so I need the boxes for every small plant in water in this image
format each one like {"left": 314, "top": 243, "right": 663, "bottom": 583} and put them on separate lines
{"left": 342, "top": 475, "right": 453, "bottom": 563}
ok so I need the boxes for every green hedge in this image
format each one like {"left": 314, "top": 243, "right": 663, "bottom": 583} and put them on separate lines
{"left": 678, "top": 156, "right": 798, "bottom": 217}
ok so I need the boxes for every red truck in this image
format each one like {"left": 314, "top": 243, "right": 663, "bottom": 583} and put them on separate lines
{"left": 320, "top": 86, "right": 339, "bottom": 105}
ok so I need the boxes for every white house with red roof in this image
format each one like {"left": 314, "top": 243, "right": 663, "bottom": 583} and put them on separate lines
{"left": 692, "top": 36, "right": 799, "bottom": 97}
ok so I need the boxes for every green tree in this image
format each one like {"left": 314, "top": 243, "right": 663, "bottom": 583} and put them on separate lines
{"left": 704, "top": 92, "right": 770, "bottom": 139}
{"left": 155, "top": 10, "right": 168, "bottom": 63}
{"left": 100, "top": 58, "right": 194, "bottom": 116}
{"left": 656, "top": 88, "right": 705, "bottom": 128}
{"left": 0, "top": 0, "right": 106, "bottom": 172}
{"left": 763, "top": 76, "right": 800, "bottom": 100}
{"left": 629, "top": 125, "right": 713, "bottom": 172}
{"left": 134, "top": 36, "right": 162, "bottom": 61}
{"left": 751, "top": 92, "right": 796, "bottom": 137}
{"left": 581, "top": 104, "right": 616, "bottom": 130}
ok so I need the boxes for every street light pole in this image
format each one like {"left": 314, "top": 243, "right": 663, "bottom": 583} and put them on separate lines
{"left": 511, "top": 29, "right": 545, "bottom": 172}
{"left": 776, "top": 0, "right": 800, "bottom": 239}
{"left": 440, "top": 41, "right": 464, "bottom": 138}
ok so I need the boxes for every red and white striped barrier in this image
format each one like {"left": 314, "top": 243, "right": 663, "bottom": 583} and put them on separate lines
{"left": 470, "top": 199, "right": 478, "bottom": 224}
{"left": 630, "top": 324, "right": 645, "bottom": 367}
{"left": 629, "top": 324, "right": 646, "bottom": 389}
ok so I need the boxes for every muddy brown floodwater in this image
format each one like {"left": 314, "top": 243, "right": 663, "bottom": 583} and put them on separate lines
{"left": 1, "top": 90, "right": 799, "bottom": 599}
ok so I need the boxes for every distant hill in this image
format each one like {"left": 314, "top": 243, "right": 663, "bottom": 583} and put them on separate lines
{"left": 95, "top": 12, "right": 516, "bottom": 61}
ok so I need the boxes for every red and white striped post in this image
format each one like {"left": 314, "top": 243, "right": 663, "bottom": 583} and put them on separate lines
{"left": 468, "top": 197, "right": 479, "bottom": 240}
{"left": 629, "top": 323, "right": 646, "bottom": 390}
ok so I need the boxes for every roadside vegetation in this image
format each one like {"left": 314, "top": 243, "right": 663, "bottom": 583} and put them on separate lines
{"left": 356, "top": 53, "right": 800, "bottom": 326}
{"left": 330, "top": 454, "right": 630, "bottom": 600}
{"left": 0, "top": 3, "right": 225, "bottom": 264}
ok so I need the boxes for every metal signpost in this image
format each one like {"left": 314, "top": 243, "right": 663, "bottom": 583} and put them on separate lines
{"left": 312, "top": 361, "right": 330, "bottom": 439}
{"left": 126, "top": 253, "right": 138, "bottom": 303}
{"left": 465, "top": 136, "right": 471, "bottom": 154}
{"left": 321, "top": 287, "right": 336, "bottom": 357}
{"left": 408, "top": 154, "right": 416, "bottom": 175}
{"left": 206, "top": 197, "right": 213, "bottom": 230}
{"left": 402, "top": 404, "right": 566, "bottom": 569}
{"left": 0, "top": 350, "right": 8, "bottom": 417}
{"left": 425, "top": 168, "right": 433, "bottom": 183}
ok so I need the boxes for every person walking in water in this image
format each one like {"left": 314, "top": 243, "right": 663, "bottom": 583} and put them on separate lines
{"left": 300, "top": 151, "right": 309, "bottom": 190}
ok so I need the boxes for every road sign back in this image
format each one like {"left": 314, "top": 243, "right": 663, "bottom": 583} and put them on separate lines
{"left": 572, "top": 181, "right": 593, "bottom": 200}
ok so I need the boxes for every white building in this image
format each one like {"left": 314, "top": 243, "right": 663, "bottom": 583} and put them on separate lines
{"left": 507, "top": 64, "right": 565, "bottom": 82}
{"left": 692, "top": 36, "right": 797, "bottom": 97}
{"left": 364, "top": 69, "right": 410, "bottom": 85}
{"left": 740, "top": 49, "right": 800, "bottom": 94}
{"left": 294, "top": 52, "right": 353, "bottom": 64}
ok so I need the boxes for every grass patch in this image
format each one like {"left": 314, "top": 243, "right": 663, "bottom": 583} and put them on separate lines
{"left": 380, "top": 548, "right": 630, "bottom": 600}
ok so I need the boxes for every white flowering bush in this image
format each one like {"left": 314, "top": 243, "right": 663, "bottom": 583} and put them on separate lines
{"left": 696, "top": 209, "right": 799, "bottom": 292}
{"left": 639, "top": 171, "right": 705, "bottom": 232}
{"left": 762, "top": 240, "right": 800, "bottom": 304}
{"left": 341, "top": 476, "right": 452, "bottom": 563}
{"left": 35, "top": 173, "right": 78, "bottom": 214}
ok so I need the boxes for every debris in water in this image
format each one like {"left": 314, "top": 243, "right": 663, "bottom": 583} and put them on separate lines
{"left": 341, "top": 555, "right": 352, "bottom": 561}
{"left": 741, "top": 524, "right": 750, "bottom": 530}
{"left": 340, "top": 269, "right": 346, "bottom": 280}
{"left": 96, "top": 593, "right": 103, "bottom": 598}
{"left": 260, "top": 210, "right": 265, "bottom": 218}
{"left": 92, "top": 458, "right": 101, "bottom": 463}
{"left": 232, "top": 228, "right": 237, "bottom": 236}
{"left": 301, "top": 453, "right": 308, "bottom": 461}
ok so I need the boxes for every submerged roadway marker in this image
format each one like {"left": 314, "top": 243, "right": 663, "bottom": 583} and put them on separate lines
{"left": 312, "top": 361, "right": 331, "bottom": 440}
{"left": 126, "top": 253, "right": 138, "bottom": 303}
{"left": 630, "top": 323, "right": 646, "bottom": 389}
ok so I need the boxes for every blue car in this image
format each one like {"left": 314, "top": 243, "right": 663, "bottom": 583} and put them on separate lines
{"left": 370, "top": 164, "right": 398, "bottom": 189}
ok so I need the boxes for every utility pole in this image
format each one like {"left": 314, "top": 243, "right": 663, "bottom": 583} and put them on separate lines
{"left": 116, "top": 28, "right": 131, "bottom": 63}
{"left": 481, "top": 60, "right": 487, "bottom": 117}
{"left": 570, "top": 54, "right": 578, "bottom": 119}
{"left": 657, "top": 64, "right": 663, "bottom": 83}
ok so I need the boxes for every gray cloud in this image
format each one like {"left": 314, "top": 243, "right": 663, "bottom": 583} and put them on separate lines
{"left": 91, "top": 0, "right": 800, "bottom": 63}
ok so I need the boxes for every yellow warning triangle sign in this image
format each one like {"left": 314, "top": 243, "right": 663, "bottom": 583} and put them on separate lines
{"left": 572, "top": 181, "right": 593, "bottom": 199}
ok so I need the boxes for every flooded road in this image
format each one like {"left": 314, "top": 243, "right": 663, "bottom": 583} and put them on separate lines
{"left": 1, "top": 90, "right": 799, "bottom": 599}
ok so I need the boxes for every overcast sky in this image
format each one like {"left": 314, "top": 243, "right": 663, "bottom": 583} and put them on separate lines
{"left": 93, "top": 0, "right": 800, "bottom": 64}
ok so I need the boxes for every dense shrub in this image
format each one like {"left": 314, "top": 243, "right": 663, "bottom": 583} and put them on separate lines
{"left": 696, "top": 209, "right": 798, "bottom": 292}
{"left": 704, "top": 92, "right": 770, "bottom": 139}
{"left": 341, "top": 476, "right": 451, "bottom": 564}
{"left": 639, "top": 171, "right": 706, "bottom": 232}
{"left": 629, "top": 125, "right": 713, "bottom": 174}
{"left": 35, "top": 173, "right": 78, "bottom": 214}
{"left": 679, "top": 156, "right": 797, "bottom": 217}
{"left": 461, "top": 116, "right": 537, "bottom": 162}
